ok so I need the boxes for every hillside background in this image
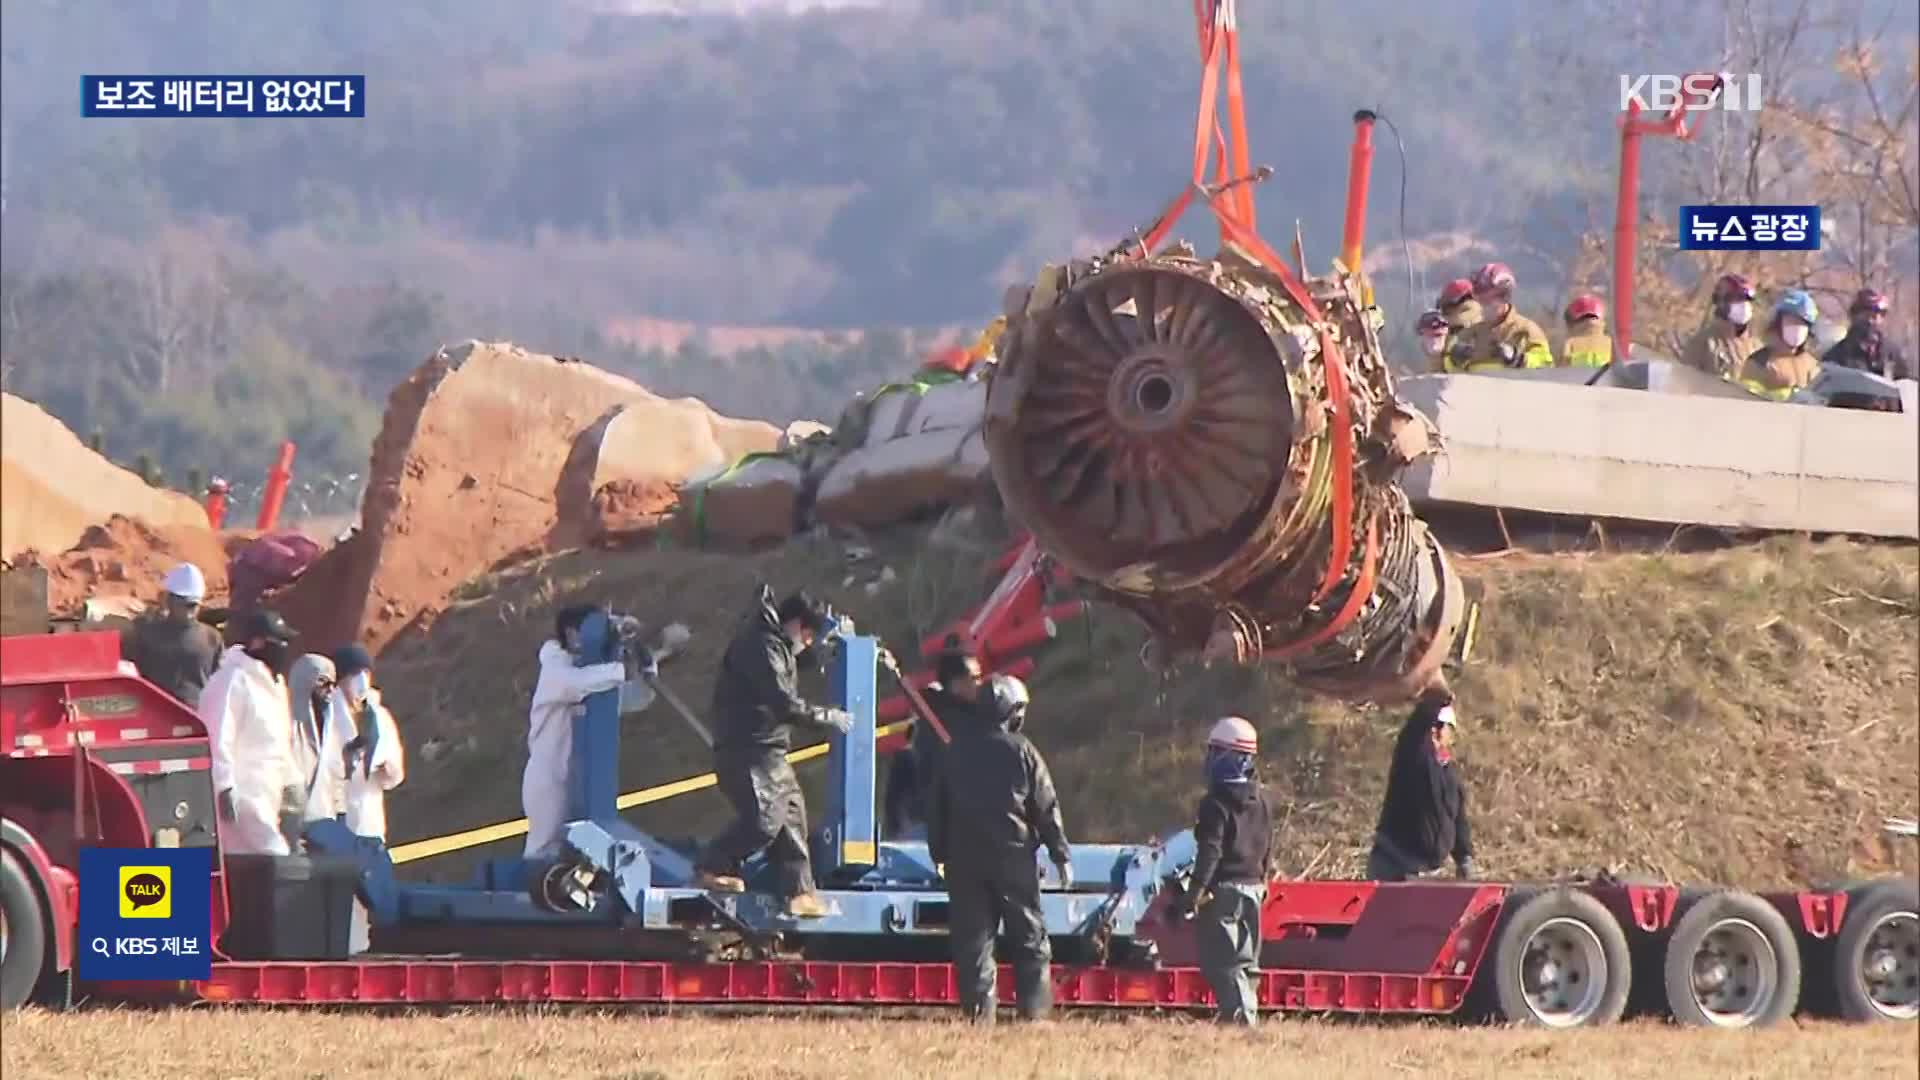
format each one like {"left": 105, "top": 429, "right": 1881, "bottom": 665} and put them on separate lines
{"left": 1, "top": 0, "right": 1915, "bottom": 515}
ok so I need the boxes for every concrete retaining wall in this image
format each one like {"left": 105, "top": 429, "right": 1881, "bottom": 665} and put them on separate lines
{"left": 1397, "top": 372, "right": 1919, "bottom": 539}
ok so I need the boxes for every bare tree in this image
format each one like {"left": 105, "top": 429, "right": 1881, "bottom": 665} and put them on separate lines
{"left": 119, "top": 223, "right": 233, "bottom": 393}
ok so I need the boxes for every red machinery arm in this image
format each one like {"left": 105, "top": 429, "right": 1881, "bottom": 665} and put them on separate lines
{"left": 1612, "top": 73, "right": 1724, "bottom": 366}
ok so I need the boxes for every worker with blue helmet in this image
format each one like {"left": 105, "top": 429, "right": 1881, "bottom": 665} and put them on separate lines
{"left": 1740, "top": 289, "right": 1821, "bottom": 400}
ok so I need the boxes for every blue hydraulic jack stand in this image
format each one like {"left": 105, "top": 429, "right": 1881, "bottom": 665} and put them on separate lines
{"left": 318, "top": 605, "right": 1193, "bottom": 963}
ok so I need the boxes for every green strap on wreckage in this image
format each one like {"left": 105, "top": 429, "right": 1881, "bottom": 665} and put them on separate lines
{"left": 675, "top": 368, "right": 968, "bottom": 548}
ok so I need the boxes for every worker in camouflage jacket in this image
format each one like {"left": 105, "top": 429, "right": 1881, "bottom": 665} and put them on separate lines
{"left": 929, "top": 674, "right": 1071, "bottom": 1023}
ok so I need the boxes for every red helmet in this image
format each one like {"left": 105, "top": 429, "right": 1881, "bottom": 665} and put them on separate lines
{"left": 1438, "top": 278, "right": 1474, "bottom": 308}
{"left": 1850, "top": 288, "right": 1889, "bottom": 316}
{"left": 1471, "top": 262, "right": 1516, "bottom": 299}
{"left": 1416, "top": 309, "right": 1448, "bottom": 334}
{"left": 1563, "top": 294, "right": 1605, "bottom": 322}
{"left": 1712, "top": 273, "right": 1756, "bottom": 304}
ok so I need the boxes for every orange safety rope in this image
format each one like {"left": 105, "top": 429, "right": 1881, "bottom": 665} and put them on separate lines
{"left": 1164, "top": 0, "right": 1363, "bottom": 614}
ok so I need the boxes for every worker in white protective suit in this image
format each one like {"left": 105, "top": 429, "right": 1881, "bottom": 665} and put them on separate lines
{"left": 328, "top": 645, "right": 405, "bottom": 841}
{"left": 521, "top": 604, "right": 629, "bottom": 862}
{"left": 327, "top": 644, "right": 404, "bottom": 955}
{"left": 288, "top": 653, "right": 346, "bottom": 825}
{"left": 199, "top": 609, "right": 303, "bottom": 857}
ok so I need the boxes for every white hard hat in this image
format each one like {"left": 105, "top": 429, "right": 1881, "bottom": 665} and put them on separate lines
{"left": 1433, "top": 705, "right": 1458, "bottom": 728}
{"left": 990, "top": 673, "right": 1030, "bottom": 724}
{"left": 1207, "top": 716, "right": 1258, "bottom": 754}
{"left": 162, "top": 563, "right": 206, "bottom": 603}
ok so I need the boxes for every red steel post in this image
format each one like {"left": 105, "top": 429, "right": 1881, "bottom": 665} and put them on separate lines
{"left": 1340, "top": 109, "right": 1377, "bottom": 277}
{"left": 1612, "top": 100, "right": 1644, "bottom": 365}
{"left": 203, "top": 478, "right": 230, "bottom": 530}
{"left": 255, "top": 441, "right": 296, "bottom": 531}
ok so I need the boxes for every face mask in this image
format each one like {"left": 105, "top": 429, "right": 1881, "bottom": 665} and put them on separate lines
{"left": 1781, "top": 323, "right": 1809, "bottom": 349}
{"left": 344, "top": 672, "right": 371, "bottom": 699}
{"left": 1724, "top": 301, "right": 1752, "bottom": 327}
{"left": 1445, "top": 301, "right": 1482, "bottom": 329}
{"left": 1422, "top": 335, "right": 1447, "bottom": 355}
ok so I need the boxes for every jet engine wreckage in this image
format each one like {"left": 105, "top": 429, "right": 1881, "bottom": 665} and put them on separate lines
{"left": 982, "top": 2, "right": 1464, "bottom": 703}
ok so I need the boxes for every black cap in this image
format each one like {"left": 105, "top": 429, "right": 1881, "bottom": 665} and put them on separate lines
{"left": 238, "top": 609, "right": 298, "bottom": 643}
{"left": 331, "top": 644, "right": 374, "bottom": 678}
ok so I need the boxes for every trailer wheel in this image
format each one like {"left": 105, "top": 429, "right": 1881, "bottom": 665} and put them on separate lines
{"left": 1829, "top": 880, "right": 1919, "bottom": 1022}
{"left": 2, "top": 850, "right": 49, "bottom": 1011}
{"left": 1484, "top": 887, "right": 1632, "bottom": 1028}
{"left": 1661, "top": 890, "right": 1800, "bottom": 1027}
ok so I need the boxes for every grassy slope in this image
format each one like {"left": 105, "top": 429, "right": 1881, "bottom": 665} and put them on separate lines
{"left": 377, "top": 525, "right": 1919, "bottom": 889}
{"left": 6, "top": 1009, "right": 1916, "bottom": 1080}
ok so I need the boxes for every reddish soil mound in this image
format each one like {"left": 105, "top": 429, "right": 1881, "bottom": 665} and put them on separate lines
{"left": 15, "top": 515, "right": 234, "bottom": 615}
{"left": 588, "top": 478, "right": 682, "bottom": 548}
{"left": 273, "top": 342, "right": 778, "bottom": 654}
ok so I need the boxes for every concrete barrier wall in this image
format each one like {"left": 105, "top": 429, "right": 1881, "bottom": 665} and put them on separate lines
{"left": 1397, "top": 373, "right": 1919, "bottom": 539}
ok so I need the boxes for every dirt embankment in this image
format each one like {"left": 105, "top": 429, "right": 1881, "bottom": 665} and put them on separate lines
{"left": 271, "top": 342, "right": 779, "bottom": 655}
{"left": 11, "top": 516, "right": 237, "bottom": 615}
{"left": 1, "top": 392, "right": 213, "bottom": 563}
{"left": 375, "top": 523, "right": 1916, "bottom": 891}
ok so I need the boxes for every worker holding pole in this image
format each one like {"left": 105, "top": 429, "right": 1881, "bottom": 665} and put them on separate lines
{"left": 694, "top": 586, "right": 853, "bottom": 919}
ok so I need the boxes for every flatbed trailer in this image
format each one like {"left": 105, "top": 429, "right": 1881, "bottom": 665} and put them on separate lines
{"left": 4, "top": 627, "right": 1914, "bottom": 1029}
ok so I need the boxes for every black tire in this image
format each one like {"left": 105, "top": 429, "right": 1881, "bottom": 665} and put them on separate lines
{"left": 1661, "top": 890, "right": 1801, "bottom": 1027}
{"left": 1829, "top": 879, "right": 1919, "bottom": 1023}
{"left": 1480, "top": 887, "right": 1633, "bottom": 1028}
{"left": 2, "top": 849, "right": 49, "bottom": 1011}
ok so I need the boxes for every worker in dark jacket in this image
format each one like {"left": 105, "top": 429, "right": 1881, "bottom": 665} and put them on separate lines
{"left": 929, "top": 674, "right": 1071, "bottom": 1023}
{"left": 1367, "top": 686, "right": 1475, "bottom": 882}
{"left": 883, "top": 650, "right": 986, "bottom": 837}
{"left": 122, "top": 563, "right": 223, "bottom": 709}
{"left": 1175, "top": 716, "right": 1274, "bottom": 1026}
{"left": 694, "top": 586, "right": 853, "bottom": 918}
{"left": 1823, "top": 288, "right": 1911, "bottom": 381}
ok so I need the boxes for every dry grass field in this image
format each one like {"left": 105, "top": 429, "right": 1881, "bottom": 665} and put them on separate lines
{"left": 4, "top": 1008, "right": 1915, "bottom": 1080}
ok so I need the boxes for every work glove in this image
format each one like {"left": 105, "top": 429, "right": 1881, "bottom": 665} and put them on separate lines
{"left": 638, "top": 651, "right": 661, "bottom": 681}
{"left": 1455, "top": 856, "right": 1476, "bottom": 880}
{"left": 216, "top": 787, "right": 237, "bottom": 824}
{"left": 1447, "top": 341, "right": 1473, "bottom": 361}
{"left": 1497, "top": 342, "right": 1520, "bottom": 368}
{"left": 1053, "top": 857, "right": 1073, "bottom": 890}
{"left": 818, "top": 707, "right": 855, "bottom": 734}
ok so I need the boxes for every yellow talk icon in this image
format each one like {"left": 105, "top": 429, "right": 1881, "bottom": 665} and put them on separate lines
{"left": 119, "top": 865, "right": 171, "bottom": 919}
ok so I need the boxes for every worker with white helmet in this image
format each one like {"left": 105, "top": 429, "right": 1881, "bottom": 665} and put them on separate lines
{"left": 121, "top": 562, "right": 223, "bottom": 709}
{"left": 1368, "top": 685, "right": 1476, "bottom": 882}
{"left": 928, "top": 672, "right": 1070, "bottom": 1023}
{"left": 1176, "top": 716, "right": 1275, "bottom": 1026}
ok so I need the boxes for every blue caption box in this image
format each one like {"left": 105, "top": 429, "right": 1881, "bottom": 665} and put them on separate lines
{"left": 82, "top": 75, "right": 365, "bottom": 118}
{"left": 1679, "top": 205, "right": 1821, "bottom": 251}
{"left": 78, "top": 847, "right": 214, "bottom": 981}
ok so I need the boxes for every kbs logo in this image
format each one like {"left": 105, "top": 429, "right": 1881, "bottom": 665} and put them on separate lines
{"left": 119, "top": 864, "right": 172, "bottom": 919}
{"left": 1619, "top": 73, "right": 1763, "bottom": 113}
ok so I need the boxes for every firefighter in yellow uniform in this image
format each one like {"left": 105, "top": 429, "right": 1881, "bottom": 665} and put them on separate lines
{"left": 1681, "top": 274, "right": 1760, "bottom": 381}
{"left": 1434, "top": 279, "right": 1483, "bottom": 373}
{"left": 1560, "top": 294, "right": 1612, "bottom": 368}
{"left": 1739, "top": 289, "right": 1821, "bottom": 401}
{"left": 1462, "top": 263, "right": 1553, "bottom": 372}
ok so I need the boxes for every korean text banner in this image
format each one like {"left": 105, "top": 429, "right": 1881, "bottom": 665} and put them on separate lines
{"left": 78, "top": 847, "right": 214, "bottom": 980}
{"left": 1679, "top": 205, "right": 1821, "bottom": 251}
{"left": 82, "top": 76, "right": 365, "bottom": 118}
